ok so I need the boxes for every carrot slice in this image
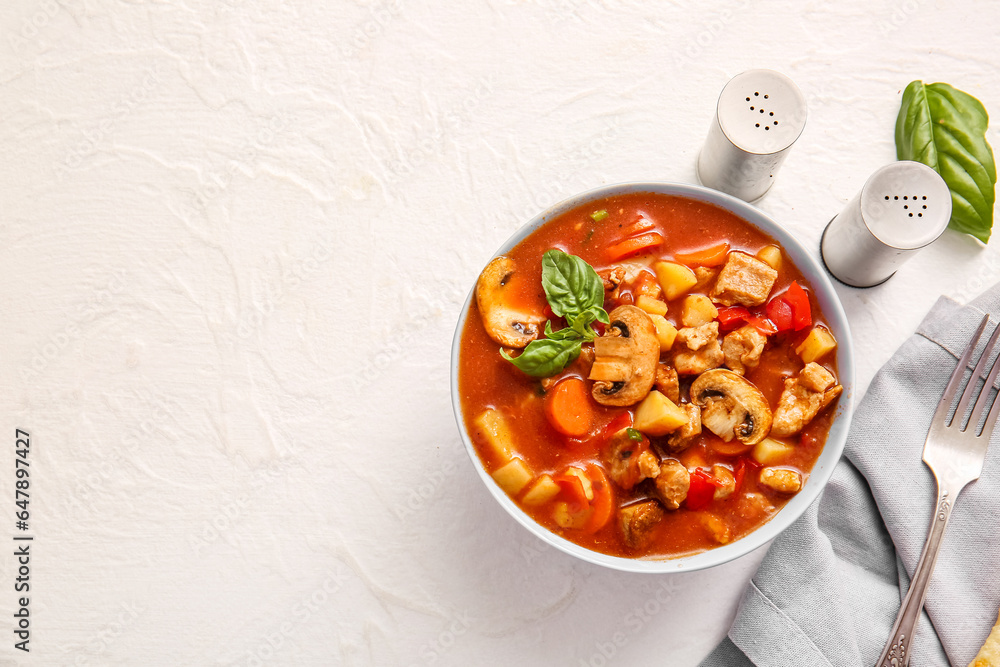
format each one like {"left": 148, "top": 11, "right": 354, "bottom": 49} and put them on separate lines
{"left": 625, "top": 216, "right": 656, "bottom": 235}
{"left": 674, "top": 242, "right": 730, "bottom": 267}
{"left": 545, "top": 378, "right": 595, "bottom": 437}
{"left": 605, "top": 232, "right": 664, "bottom": 262}
{"left": 582, "top": 464, "right": 613, "bottom": 533}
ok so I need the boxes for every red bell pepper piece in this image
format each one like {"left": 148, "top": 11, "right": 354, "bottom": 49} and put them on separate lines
{"left": 747, "top": 314, "right": 779, "bottom": 336}
{"left": 601, "top": 412, "right": 633, "bottom": 441}
{"left": 733, "top": 459, "right": 747, "bottom": 493}
{"left": 717, "top": 306, "right": 752, "bottom": 331}
{"left": 553, "top": 471, "right": 590, "bottom": 513}
{"left": 685, "top": 468, "right": 722, "bottom": 511}
{"left": 566, "top": 411, "right": 633, "bottom": 451}
{"left": 553, "top": 464, "right": 614, "bottom": 533}
{"left": 785, "top": 281, "right": 812, "bottom": 330}
{"left": 766, "top": 297, "right": 794, "bottom": 333}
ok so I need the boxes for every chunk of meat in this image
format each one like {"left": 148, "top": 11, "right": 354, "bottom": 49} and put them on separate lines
{"left": 710, "top": 252, "right": 778, "bottom": 307}
{"left": 734, "top": 491, "right": 774, "bottom": 521}
{"left": 673, "top": 322, "right": 724, "bottom": 375}
{"left": 653, "top": 459, "right": 689, "bottom": 510}
{"left": 675, "top": 322, "right": 718, "bottom": 351}
{"left": 693, "top": 266, "right": 718, "bottom": 291}
{"left": 674, "top": 341, "right": 724, "bottom": 375}
{"left": 759, "top": 467, "right": 803, "bottom": 494}
{"left": 604, "top": 430, "right": 660, "bottom": 490}
{"left": 799, "top": 362, "right": 836, "bottom": 392}
{"left": 666, "top": 403, "right": 701, "bottom": 452}
{"left": 654, "top": 364, "right": 680, "bottom": 403}
{"left": 701, "top": 513, "right": 731, "bottom": 544}
{"left": 771, "top": 362, "right": 843, "bottom": 436}
{"left": 722, "top": 325, "right": 767, "bottom": 375}
{"left": 598, "top": 266, "right": 626, "bottom": 298}
{"left": 712, "top": 464, "right": 736, "bottom": 500}
{"left": 619, "top": 500, "right": 665, "bottom": 549}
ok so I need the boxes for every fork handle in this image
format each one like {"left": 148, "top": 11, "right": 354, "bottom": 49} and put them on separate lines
{"left": 875, "top": 480, "right": 961, "bottom": 667}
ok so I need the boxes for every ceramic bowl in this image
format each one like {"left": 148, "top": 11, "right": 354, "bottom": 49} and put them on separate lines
{"left": 450, "top": 181, "right": 855, "bottom": 572}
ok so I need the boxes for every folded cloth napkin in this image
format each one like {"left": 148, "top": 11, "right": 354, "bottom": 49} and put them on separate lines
{"left": 700, "top": 289, "right": 1000, "bottom": 667}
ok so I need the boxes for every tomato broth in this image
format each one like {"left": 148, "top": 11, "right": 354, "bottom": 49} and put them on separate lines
{"left": 458, "top": 192, "right": 841, "bottom": 559}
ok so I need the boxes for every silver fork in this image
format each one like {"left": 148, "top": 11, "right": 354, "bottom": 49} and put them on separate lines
{"left": 877, "top": 314, "right": 1000, "bottom": 667}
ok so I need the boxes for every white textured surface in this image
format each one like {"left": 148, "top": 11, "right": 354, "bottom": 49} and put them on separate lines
{"left": 2, "top": 1, "right": 999, "bottom": 665}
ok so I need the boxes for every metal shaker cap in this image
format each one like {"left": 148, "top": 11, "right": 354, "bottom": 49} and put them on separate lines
{"left": 821, "top": 161, "right": 952, "bottom": 287}
{"left": 698, "top": 70, "right": 807, "bottom": 202}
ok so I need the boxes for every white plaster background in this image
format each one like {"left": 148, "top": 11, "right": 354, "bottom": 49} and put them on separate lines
{"left": 2, "top": 0, "right": 999, "bottom": 665}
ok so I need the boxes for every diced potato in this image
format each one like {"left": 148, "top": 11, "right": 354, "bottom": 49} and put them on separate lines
{"left": 492, "top": 458, "right": 533, "bottom": 496}
{"left": 634, "top": 390, "right": 688, "bottom": 436}
{"left": 796, "top": 326, "right": 838, "bottom": 363}
{"left": 553, "top": 501, "right": 588, "bottom": 529}
{"left": 521, "top": 474, "right": 561, "bottom": 506}
{"left": 759, "top": 467, "right": 803, "bottom": 494}
{"left": 636, "top": 294, "right": 668, "bottom": 317}
{"left": 654, "top": 261, "right": 698, "bottom": 300}
{"left": 648, "top": 314, "right": 678, "bottom": 351}
{"left": 473, "top": 409, "right": 515, "bottom": 464}
{"left": 756, "top": 245, "right": 783, "bottom": 271}
{"left": 752, "top": 437, "right": 795, "bottom": 466}
{"left": 680, "top": 295, "right": 719, "bottom": 327}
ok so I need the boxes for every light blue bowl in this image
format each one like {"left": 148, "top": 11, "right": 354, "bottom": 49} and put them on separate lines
{"left": 451, "top": 182, "right": 856, "bottom": 573}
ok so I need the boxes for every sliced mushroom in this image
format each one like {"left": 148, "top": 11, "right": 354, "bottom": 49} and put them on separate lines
{"left": 588, "top": 305, "right": 659, "bottom": 407}
{"left": 689, "top": 368, "right": 772, "bottom": 445}
{"left": 475, "top": 256, "right": 546, "bottom": 348}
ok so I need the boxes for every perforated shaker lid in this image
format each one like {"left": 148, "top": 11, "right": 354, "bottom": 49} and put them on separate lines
{"left": 717, "top": 70, "right": 807, "bottom": 155}
{"left": 860, "top": 161, "right": 952, "bottom": 249}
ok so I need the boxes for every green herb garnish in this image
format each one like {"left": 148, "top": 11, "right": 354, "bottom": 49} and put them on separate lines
{"left": 590, "top": 209, "right": 609, "bottom": 222}
{"left": 626, "top": 427, "right": 643, "bottom": 441}
{"left": 895, "top": 80, "right": 997, "bottom": 243}
{"left": 501, "top": 249, "right": 609, "bottom": 377}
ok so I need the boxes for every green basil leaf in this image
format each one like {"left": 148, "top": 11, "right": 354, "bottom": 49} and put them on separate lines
{"left": 895, "top": 80, "right": 997, "bottom": 243}
{"left": 543, "top": 320, "right": 582, "bottom": 341}
{"left": 582, "top": 304, "right": 610, "bottom": 326}
{"left": 500, "top": 338, "right": 581, "bottom": 377}
{"left": 541, "top": 249, "right": 606, "bottom": 319}
{"left": 568, "top": 309, "right": 598, "bottom": 339}
{"left": 567, "top": 306, "right": 609, "bottom": 341}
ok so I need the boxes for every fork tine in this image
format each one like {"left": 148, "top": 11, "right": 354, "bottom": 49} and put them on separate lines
{"left": 937, "top": 314, "right": 990, "bottom": 426}
{"left": 954, "top": 317, "right": 1000, "bottom": 431}
{"left": 973, "top": 322, "right": 1000, "bottom": 438}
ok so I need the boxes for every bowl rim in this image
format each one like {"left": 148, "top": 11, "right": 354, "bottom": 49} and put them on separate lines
{"left": 450, "top": 181, "right": 856, "bottom": 573}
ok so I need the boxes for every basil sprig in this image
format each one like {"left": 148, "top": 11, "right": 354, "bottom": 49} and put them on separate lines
{"left": 501, "top": 249, "right": 609, "bottom": 377}
{"left": 895, "top": 81, "right": 997, "bottom": 243}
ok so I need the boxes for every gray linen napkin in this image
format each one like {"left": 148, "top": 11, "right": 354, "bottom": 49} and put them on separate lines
{"left": 700, "top": 289, "right": 1000, "bottom": 667}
